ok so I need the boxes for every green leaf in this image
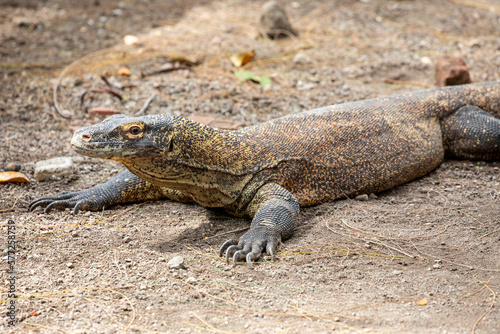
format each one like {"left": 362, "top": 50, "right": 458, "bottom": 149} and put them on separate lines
{"left": 235, "top": 70, "right": 271, "bottom": 87}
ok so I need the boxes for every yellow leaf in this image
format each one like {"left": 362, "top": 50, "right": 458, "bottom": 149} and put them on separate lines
{"left": 229, "top": 50, "right": 256, "bottom": 67}
{"left": 0, "top": 171, "right": 29, "bottom": 183}
{"left": 416, "top": 298, "right": 427, "bottom": 306}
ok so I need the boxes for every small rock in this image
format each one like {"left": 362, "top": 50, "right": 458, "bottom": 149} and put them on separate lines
{"left": 67, "top": 262, "right": 74, "bottom": 268}
{"left": 392, "top": 270, "right": 403, "bottom": 275}
{"left": 167, "top": 256, "right": 185, "bottom": 269}
{"left": 123, "top": 236, "right": 132, "bottom": 243}
{"left": 34, "top": 157, "right": 74, "bottom": 181}
{"left": 185, "top": 276, "right": 197, "bottom": 284}
{"left": 293, "top": 53, "right": 311, "bottom": 64}
{"left": 71, "top": 231, "right": 78, "bottom": 238}
{"left": 355, "top": 194, "right": 369, "bottom": 201}
{"left": 12, "top": 16, "right": 38, "bottom": 27}
{"left": 433, "top": 263, "right": 441, "bottom": 269}
{"left": 4, "top": 163, "right": 21, "bottom": 172}
{"left": 369, "top": 193, "right": 378, "bottom": 199}
{"left": 435, "top": 56, "right": 471, "bottom": 87}
{"left": 260, "top": 1, "right": 297, "bottom": 39}
{"left": 111, "top": 8, "right": 123, "bottom": 16}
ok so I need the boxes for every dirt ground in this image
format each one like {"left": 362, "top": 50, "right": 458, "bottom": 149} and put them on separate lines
{"left": 1, "top": 0, "right": 500, "bottom": 333}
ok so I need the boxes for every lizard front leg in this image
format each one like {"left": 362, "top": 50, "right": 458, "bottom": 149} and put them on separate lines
{"left": 220, "top": 183, "right": 300, "bottom": 264}
{"left": 30, "top": 170, "right": 192, "bottom": 214}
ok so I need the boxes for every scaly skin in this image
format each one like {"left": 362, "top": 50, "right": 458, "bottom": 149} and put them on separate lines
{"left": 31, "top": 81, "right": 500, "bottom": 264}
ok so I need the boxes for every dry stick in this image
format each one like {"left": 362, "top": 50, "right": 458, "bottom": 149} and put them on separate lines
{"left": 53, "top": 48, "right": 116, "bottom": 118}
{"left": 471, "top": 280, "right": 496, "bottom": 334}
{"left": 141, "top": 65, "right": 192, "bottom": 78}
{"left": 449, "top": 0, "right": 500, "bottom": 11}
{"left": 24, "top": 322, "right": 69, "bottom": 333}
{"left": 135, "top": 93, "right": 156, "bottom": 115}
{"left": 190, "top": 312, "right": 241, "bottom": 334}
{"left": 383, "top": 79, "right": 431, "bottom": 88}
{"left": 91, "top": 87, "right": 123, "bottom": 100}
{"left": 341, "top": 218, "right": 449, "bottom": 241}
{"left": 477, "top": 225, "right": 500, "bottom": 240}
{"left": 327, "top": 220, "right": 417, "bottom": 259}
{"left": 411, "top": 240, "right": 500, "bottom": 272}
{"left": 0, "top": 195, "right": 21, "bottom": 212}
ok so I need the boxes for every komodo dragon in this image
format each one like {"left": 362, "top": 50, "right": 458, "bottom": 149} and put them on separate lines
{"left": 30, "top": 81, "right": 500, "bottom": 264}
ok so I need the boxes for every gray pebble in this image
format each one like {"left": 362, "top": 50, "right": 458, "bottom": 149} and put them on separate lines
{"left": 355, "top": 194, "right": 369, "bottom": 201}
{"left": 167, "top": 256, "right": 185, "bottom": 269}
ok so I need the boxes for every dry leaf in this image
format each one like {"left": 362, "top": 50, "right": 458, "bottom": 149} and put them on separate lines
{"left": 416, "top": 298, "right": 428, "bottom": 306}
{"left": 229, "top": 50, "right": 256, "bottom": 67}
{"left": 124, "top": 35, "right": 139, "bottom": 45}
{"left": 0, "top": 171, "right": 29, "bottom": 183}
{"left": 118, "top": 67, "right": 131, "bottom": 76}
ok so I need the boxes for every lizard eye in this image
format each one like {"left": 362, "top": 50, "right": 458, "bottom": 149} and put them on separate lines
{"left": 129, "top": 126, "right": 141, "bottom": 135}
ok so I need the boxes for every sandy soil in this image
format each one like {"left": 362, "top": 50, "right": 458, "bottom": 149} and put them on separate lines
{"left": 1, "top": 0, "right": 499, "bottom": 333}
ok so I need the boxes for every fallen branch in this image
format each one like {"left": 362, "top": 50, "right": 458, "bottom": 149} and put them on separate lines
{"left": 141, "top": 65, "right": 192, "bottom": 78}
{"left": 135, "top": 93, "right": 156, "bottom": 115}
{"left": 88, "top": 107, "right": 122, "bottom": 119}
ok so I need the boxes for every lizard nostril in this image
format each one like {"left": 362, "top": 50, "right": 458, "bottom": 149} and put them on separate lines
{"left": 81, "top": 134, "right": 91, "bottom": 141}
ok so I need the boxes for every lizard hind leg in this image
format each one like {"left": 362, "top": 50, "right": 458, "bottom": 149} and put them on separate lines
{"left": 441, "top": 106, "right": 500, "bottom": 160}
{"left": 220, "top": 183, "right": 300, "bottom": 264}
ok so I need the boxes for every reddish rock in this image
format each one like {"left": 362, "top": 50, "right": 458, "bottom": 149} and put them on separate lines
{"left": 435, "top": 56, "right": 471, "bottom": 87}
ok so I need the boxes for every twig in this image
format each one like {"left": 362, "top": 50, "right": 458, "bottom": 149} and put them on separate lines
{"left": 100, "top": 76, "right": 123, "bottom": 100}
{"left": 53, "top": 48, "right": 115, "bottom": 119}
{"left": 91, "top": 88, "right": 123, "bottom": 100}
{"left": 383, "top": 79, "right": 431, "bottom": 88}
{"left": 24, "top": 322, "right": 69, "bottom": 333}
{"left": 476, "top": 225, "right": 500, "bottom": 240}
{"left": 471, "top": 279, "right": 496, "bottom": 334}
{"left": 135, "top": 93, "right": 156, "bottom": 115}
{"left": 0, "top": 195, "right": 21, "bottom": 212}
{"left": 141, "top": 65, "right": 192, "bottom": 78}
{"left": 190, "top": 312, "right": 241, "bottom": 334}
{"left": 88, "top": 108, "right": 122, "bottom": 119}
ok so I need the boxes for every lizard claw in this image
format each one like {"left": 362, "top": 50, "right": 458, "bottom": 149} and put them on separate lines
{"left": 220, "top": 227, "right": 280, "bottom": 265}
{"left": 29, "top": 188, "right": 106, "bottom": 214}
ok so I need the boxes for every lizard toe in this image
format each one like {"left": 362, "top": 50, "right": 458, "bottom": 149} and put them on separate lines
{"left": 219, "top": 239, "right": 238, "bottom": 257}
{"left": 246, "top": 244, "right": 263, "bottom": 264}
{"left": 225, "top": 244, "right": 242, "bottom": 264}
{"left": 232, "top": 243, "right": 252, "bottom": 264}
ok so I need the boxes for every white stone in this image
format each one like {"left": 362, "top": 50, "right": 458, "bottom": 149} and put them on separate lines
{"left": 167, "top": 256, "right": 185, "bottom": 269}
{"left": 34, "top": 157, "right": 74, "bottom": 181}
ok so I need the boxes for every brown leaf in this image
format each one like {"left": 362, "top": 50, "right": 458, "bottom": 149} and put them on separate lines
{"left": 0, "top": 171, "right": 29, "bottom": 183}
{"left": 229, "top": 50, "right": 256, "bottom": 67}
{"left": 118, "top": 67, "right": 131, "bottom": 76}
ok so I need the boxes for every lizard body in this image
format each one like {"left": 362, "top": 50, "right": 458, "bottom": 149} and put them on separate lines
{"left": 31, "top": 81, "right": 500, "bottom": 263}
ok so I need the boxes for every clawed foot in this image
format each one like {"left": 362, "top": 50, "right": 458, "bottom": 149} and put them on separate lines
{"left": 219, "top": 227, "right": 280, "bottom": 265}
{"left": 29, "top": 189, "right": 106, "bottom": 214}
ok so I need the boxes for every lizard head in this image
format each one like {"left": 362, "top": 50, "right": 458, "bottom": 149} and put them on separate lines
{"left": 71, "top": 114, "right": 174, "bottom": 161}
